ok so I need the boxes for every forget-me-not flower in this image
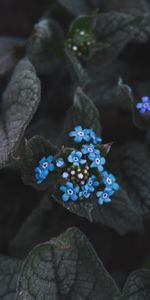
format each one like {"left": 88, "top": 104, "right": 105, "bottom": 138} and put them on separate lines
{"left": 79, "top": 184, "right": 91, "bottom": 199}
{"left": 96, "top": 188, "right": 113, "bottom": 205}
{"left": 69, "top": 125, "right": 90, "bottom": 143}
{"left": 81, "top": 143, "right": 95, "bottom": 155}
{"left": 87, "top": 175, "right": 99, "bottom": 192}
{"left": 68, "top": 150, "right": 86, "bottom": 166}
{"left": 89, "top": 153, "right": 106, "bottom": 172}
{"left": 60, "top": 182, "right": 79, "bottom": 202}
{"left": 102, "top": 171, "right": 119, "bottom": 192}
{"left": 87, "top": 128, "right": 102, "bottom": 144}
{"left": 136, "top": 96, "right": 150, "bottom": 114}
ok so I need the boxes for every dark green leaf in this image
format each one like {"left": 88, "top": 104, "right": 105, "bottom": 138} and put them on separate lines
{"left": 0, "top": 255, "right": 21, "bottom": 300}
{"left": 0, "top": 58, "right": 41, "bottom": 169}
{"left": 27, "top": 18, "right": 64, "bottom": 74}
{"left": 69, "top": 15, "right": 95, "bottom": 35}
{"left": 59, "top": 87, "right": 102, "bottom": 146}
{"left": 20, "top": 135, "right": 57, "bottom": 190}
{"left": 16, "top": 227, "right": 119, "bottom": 300}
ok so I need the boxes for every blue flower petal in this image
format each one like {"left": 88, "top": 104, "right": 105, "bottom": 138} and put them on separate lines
{"left": 62, "top": 193, "right": 69, "bottom": 202}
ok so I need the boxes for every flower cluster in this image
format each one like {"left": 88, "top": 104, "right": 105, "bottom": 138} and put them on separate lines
{"left": 35, "top": 126, "right": 119, "bottom": 205}
{"left": 66, "top": 28, "right": 96, "bottom": 58}
{"left": 136, "top": 96, "right": 150, "bottom": 114}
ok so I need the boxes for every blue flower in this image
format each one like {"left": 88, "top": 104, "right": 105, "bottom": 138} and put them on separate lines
{"left": 56, "top": 157, "right": 65, "bottom": 168}
{"left": 60, "top": 182, "right": 79, "bottom": 202}
{"left": 136, "top": 96, "right": 150, "bottom": 114}
{"left": 79, "top": 184, "right": 91, "bottom": 199}
{"left": 69, "top": 125, "right": 90, "bottom": 143}
{"left": 35, "top": 166, "right": 48, "bottom": 184}
{"left": 35, "top": 156, "right": 55, "bottom": 184}
{"left": 81, "top": 143, "right": 95, "bottom": 155}
{"left": 87, "top": 175, "right": 99, "bottom": 192}
{"left": 96, "top": 188, "right": 113, "bottom": 205}
{"left": 68, "top": 150, "right": 86, "bottom": 166}
{"left": 87, "top": 129, "right": 102, "bottom": 144}
{"left": 102, "top": 171, "right": 119, "bottom": 192}
{"left": 89, "top": 153, "right": 106, "bottom": 172}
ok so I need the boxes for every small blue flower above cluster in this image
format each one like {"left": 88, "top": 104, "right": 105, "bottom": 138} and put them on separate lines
{"left": 136, "top": 96, "right": 150, "bottom": 114}
{"left": 35, "top": 125, "right": 119, "bottom": 206}
{"left": 69, "top": 125, "right": 102, "bottom": 144}
{"left": 60, "top": 182, "right": 79, "bottom": 202}
{"left": 35, "top": 156, "right": 55, "bottom": 184}
{"left": 69, "top": 125, "right": 90, "bottom": 143}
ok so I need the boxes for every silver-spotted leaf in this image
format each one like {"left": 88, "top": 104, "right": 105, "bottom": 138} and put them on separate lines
{"left": 0, "top": 57, "right": 41, "bottom": 169}
{"left": 16, "top": 227, "right": 119, "bottom": 300}
{"left": 0, "top": 256, "right": 21, "bottom": 300}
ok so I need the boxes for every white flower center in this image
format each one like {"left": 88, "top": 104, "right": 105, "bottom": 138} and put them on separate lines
{"left": 107, "top": 178, "right": 112, "bottom": 184}
{"left": 103, "top": 193, "right": 108, "bottom": 198}
{"left": 73, "top": 157, "right": 79, "bottom": 162}
{"left": 68, "top": 189, "right": 73, "bottom": 195}
{"left": 77, "top": 131, "right": 84, "bottom": 137}
{"left": 42, "top": 162, "right": 48, "bottom": 168}
{"left": 95, "top": 158, "right": 100, "bottom": 164}
{"left": 88, "top": 147, "right": 93, "bottom": 152}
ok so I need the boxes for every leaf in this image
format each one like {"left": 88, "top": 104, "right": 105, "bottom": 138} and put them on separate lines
{"left": 58, "top": 0, "right": 90, "bottom": 16}
{"left": 108, "top": 142, "right": 150, "bottom": 228}
{"left": 0, "top": 57, "right": 41, "bottom": 169}
{"left": 93, "top": 12, "right": 150, "bottom": 64}
{"left": 16, "top": 227, "right": 119, "bottom": 300}
{"left": 119, "top": 269, "right": 150, "bottom": 300}
{"left": 65, "top": 48, "right": 89, "bottom": 87}
{"left": 59, "top": 87, "right": 102, "bottom": 146}
{"left": 20, "top": 135, "right": 57, "bottom": 190}
{"left": 0, "top": 255, "right": 22, "bottom": 300}
{"left": 26, "top": 18, "right": 64, "bottom": 74}
{"left": 102, "top": 0, "right": 149, "bottom": 15}
{"left": 86, "top": 64, "right": 132, "bottom": 110}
